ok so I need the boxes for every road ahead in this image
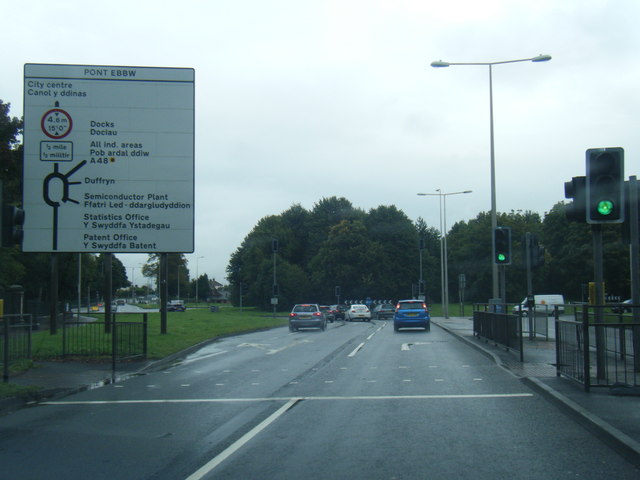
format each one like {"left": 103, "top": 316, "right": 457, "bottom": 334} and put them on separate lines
{"left": 1, "top": 320, "right": 638, "bottom": 479}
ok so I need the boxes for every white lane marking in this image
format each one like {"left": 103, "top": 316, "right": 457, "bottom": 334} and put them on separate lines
{"left": 401, "top": 342, "right": 431, "bottom": 351}
{"left": 348, "top": 342, "right": 365, "bottom": 357}
{"left": 185, "top": 398, "right": 301, "bottom": 480}
{"left": 366, "top": 327, "right": 382, "bottom": 341}
{"left": 349, "top": 324, "right": 384, "bottom": 355}
{"left": 237, "top": 343, "right": 270, "bottom": 349}
{"left": 267, "top": 339, "right": 311, "bottom": 355}
{"left": 41, "top": 393, "right": 534, "bottom": 406}
{"left": 179, "top": 350, "right": 228, "bottom": 366}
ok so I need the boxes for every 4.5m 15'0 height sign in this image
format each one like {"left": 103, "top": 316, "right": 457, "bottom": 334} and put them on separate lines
{"left": 22, "top": 63, "right": 195, "bottom": 253}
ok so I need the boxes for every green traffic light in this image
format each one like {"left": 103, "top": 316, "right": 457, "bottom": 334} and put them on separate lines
{"left": 597, "top": 200, "right": 614, "bottom": 216}
{"left": 497, "top": 253, "right": 506, "bottom": 262}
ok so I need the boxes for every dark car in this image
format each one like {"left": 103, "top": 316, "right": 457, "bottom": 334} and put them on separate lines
{"left": 167, "top": 300, "right": 186, "bottom": 312}
{"left": 394, "top": 299, "right": 430, "bottom": 331}
{"left": 373, "top": 303, "right": 395, "bottom": 320}
{"left": 330, "top": 304, "right": 347, "bottom": 321}
{"left": 320, "top": 305, "right": 335, "bottom": 322}
{"left": 289, "top": 304, "right": 327, "bottom": 332}
{"left": 611, "top": 299, "right": 632, "bottom": 313}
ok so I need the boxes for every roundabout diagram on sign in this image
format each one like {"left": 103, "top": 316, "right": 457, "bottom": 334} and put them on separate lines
{"left": 41, "top": 107, "right": 73, "bottom": 139}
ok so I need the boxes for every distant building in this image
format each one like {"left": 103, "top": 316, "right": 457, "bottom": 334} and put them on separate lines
{"left": 209, "top": 278, "right": 230, "bottom": 303}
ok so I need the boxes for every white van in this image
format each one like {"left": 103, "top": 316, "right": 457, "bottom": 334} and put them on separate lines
{"left": 512, "top": 294, "right": 565, "bottom": 315}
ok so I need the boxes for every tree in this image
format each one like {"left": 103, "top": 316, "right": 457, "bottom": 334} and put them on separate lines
{"left": 306, "top": 197, "right": 364, "bottom": 263}
{"left": 142, "top": 253, "right": 189, "bottom": 298}
{"left": 0, "top": 100, "right": 25, "bottom": 292}
{"left": 309, "top": 220, "right": 386, "bottom": 302}
{"left": 414, "top": 217, "right": 441, "bottom": 302}
{"left": 95, "top": 254, "right": 129, "bottom": 298}
{"left": 0, "top": 100, "right": 23, "bottom": 202}
{"left": 542, "top": 202, "right": 629, "bottom": 302}
{"left": 364, "top": 205, "right": 419, "bottom": 300}
{"left": 190, "top": 273, "right": 213, "bottom": 301}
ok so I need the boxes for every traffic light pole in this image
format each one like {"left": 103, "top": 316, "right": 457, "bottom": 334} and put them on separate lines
{"left": 525, "top": 232, "right": 534, "bottom": 339}
{"left": 499, "top": 265, "right": 506, "bottom": 308}
{"left": 629, "top": 177, "right": 640, "bottom": 372}
{"left": 592, "top": 224, "right": 606, "bottom": 381}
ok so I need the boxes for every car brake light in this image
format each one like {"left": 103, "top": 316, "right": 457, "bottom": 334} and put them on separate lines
{"left": 313, "top": 312, "right": 321, "bottom": 316}
{"left": 290, "top": 313, "right": 296, "bottom": 317}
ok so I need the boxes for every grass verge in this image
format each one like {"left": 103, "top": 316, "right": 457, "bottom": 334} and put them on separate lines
{"left": 1, "top": 306, "right": 287, "bottom": 399}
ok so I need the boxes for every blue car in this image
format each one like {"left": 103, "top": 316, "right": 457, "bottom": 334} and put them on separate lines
{"left": 394, "top": 299, "right": 430, "bottom": 332}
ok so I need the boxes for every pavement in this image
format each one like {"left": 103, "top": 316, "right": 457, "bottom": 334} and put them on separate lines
{"left": 2, "top": 316, "right": 640, "bottom": 466}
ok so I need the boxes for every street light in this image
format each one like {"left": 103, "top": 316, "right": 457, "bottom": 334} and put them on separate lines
{"left": 195, "top": 255, "right": 204, "bottom": 304}
{"left": 417, "top": 190, "right": 472, "bottom": 318}
{"left": 130, "top": 266, "right": 137, "bottom": 302}
{"left": 430, "top": 54, "right": 551, "bottom": 299}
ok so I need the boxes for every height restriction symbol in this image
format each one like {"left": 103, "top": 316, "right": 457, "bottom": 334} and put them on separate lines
{"left": 41, "top": 104, "right": 73, "bottom": 139}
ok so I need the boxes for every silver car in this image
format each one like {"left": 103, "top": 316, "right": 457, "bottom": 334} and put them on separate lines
{"left": 289, "top": 304, "right": 327, "bottom": 331}
{"left": 346, "top": 304, "right": 371, "bottom": 322}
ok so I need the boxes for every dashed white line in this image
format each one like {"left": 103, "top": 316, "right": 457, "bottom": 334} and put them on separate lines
{"left": 348, "top": 342, "right": 365, "bottom": 357}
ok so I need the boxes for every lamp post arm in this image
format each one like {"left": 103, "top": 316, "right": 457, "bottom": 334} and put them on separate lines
{"left": 431, "top": 55, "right": 551, "bottom": 68}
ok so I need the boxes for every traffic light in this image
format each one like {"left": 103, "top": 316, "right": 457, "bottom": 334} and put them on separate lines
{"left": 2, "top": 204, "right": 25, "bottom": 247}
{"left": 271, "top": 238, "right": 279, "bottom": 252}
{"left": 564, "top": 176, "right": 586, "bottom": 223}
{"left": 586, "top": 147, "right": 624, "bottom": 223}
{"left": 493, "top": 227, "right": 511, "bottom": 265}
{"left": 532, "top": 245, "right": 545, "bottom": 268}
{"left": 335, "top": 286, "right": 341, "bottom": 297}
{"left": 523, "top": 233, "right": 545, "bottom": 268}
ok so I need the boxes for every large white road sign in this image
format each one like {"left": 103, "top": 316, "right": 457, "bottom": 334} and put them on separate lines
{"left": 23, "top": 64, "right": 195, "bottom": 253}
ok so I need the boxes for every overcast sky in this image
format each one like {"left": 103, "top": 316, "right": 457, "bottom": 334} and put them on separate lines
{"left": 3, "top": 0, "right": 640, "bottom": 286}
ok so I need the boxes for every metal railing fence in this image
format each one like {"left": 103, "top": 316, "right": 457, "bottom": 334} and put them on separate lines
{"left": 62, "top": 312, "right": 147, "bottom": 360}
{"left": 1, "top": 314, "right": 33, "bottom": 382}
{"left": 556, "top": 304, "right": 640, "bottom": 390}
{"left": 473, "top": 304, "right": 523, "bottom": 361}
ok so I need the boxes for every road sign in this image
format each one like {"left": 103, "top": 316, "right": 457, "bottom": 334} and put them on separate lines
{"left": 23, "top": 64, "right": 195, "bottom": 252}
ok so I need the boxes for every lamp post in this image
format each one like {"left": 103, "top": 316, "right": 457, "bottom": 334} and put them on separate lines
{"left": 130, "top": 266, "right": 138, "bottom": 303}
{"left": 431, "top": 54, "right": 551, "bottom": 299}
{"left": 195, "top": 255, "right": 204, "bottom": 304}
{"left": 417, "top": 190, "right": 472, "bottom": 318}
